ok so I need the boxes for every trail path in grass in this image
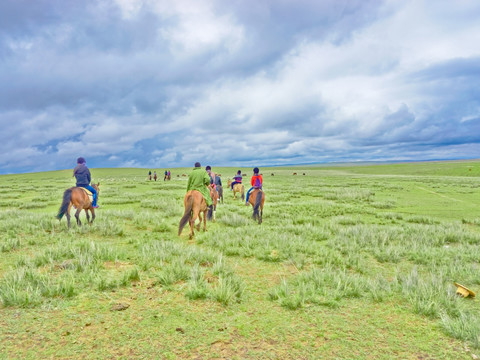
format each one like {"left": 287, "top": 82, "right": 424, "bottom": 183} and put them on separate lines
{"left": 416, "top": 185, "right": 465, "bottom": 203}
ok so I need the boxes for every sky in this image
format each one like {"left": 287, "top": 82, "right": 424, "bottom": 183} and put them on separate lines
{"left": 1, "top": 0, "right": 479, "bottom": 174}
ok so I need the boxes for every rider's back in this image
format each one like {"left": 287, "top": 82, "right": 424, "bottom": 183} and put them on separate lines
{"left": 74, "top": 164, "right": 91, "bottom": 186}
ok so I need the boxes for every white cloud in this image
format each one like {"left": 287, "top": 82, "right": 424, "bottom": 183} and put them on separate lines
{"left": 0, "top": 0, "right": 479, "bottom": 173}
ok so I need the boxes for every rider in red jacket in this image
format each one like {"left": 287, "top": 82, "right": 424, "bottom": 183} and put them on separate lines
{"left": 246, "top": 167, "right": 262, "bottom": 205}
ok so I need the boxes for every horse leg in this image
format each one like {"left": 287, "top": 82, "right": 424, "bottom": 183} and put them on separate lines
{"left": 66, "top": 204, "right": 72, "bottom": 228}
{"left": 196, "top": 212, "right": 202, "bottom": 231}
{"left": 91, "top": 208, "right": 96, "bottom": 224}
{"left": 190, "top": 206, "right": 199, "bottom": 238}
{"left": 189, "top": 211, "right": 197, "bottom": 239}
{"left": 203, "top": 210, "right": 207, "bottom": 232}
{"left": 85, "top": 209, "right": 90, "bottom": 224}
{"left": 75, "top": 208, "right": 82, "bottom": 226}
{"left": 189, "top": 215, "right": 195, "bottom": 239}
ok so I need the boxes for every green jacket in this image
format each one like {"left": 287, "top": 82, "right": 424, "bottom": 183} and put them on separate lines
{"left": 186, "top": 167, "right": 213, "bottom": 206}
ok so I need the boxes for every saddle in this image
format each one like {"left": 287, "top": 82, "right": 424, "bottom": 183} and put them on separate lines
{"left": 79, "top": 187, "right": 94, "bottom": 204}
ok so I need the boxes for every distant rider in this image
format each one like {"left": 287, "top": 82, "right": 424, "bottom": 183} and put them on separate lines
{"left": 231, "top": 170, "right": 242, "bottom": 190}
{"left": 215, "top": 174, "right": 222, "bottom": 187}
{"left": 206, "top": 165, "right": 217, "bottom": 189}
{"left": 73, "top": 157, "right": 98, "bottom": 208}
{"left": 245, "top": 167, "right": 263, "bottom": 205}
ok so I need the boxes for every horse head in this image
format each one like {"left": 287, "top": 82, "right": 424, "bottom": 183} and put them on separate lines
{"left": 92, "top": 182, "right": 100, "bottom": 196}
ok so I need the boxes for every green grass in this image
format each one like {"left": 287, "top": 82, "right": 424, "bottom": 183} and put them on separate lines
{"left": 0, "top": 160, "right": 480, "bottom": 359}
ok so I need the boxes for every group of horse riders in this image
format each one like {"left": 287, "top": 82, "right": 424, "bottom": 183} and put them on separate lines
{"left": 228, "top": 168, "right": 263, "bottom": 205}
{"left": 186, "top": 162, "right": 263, "bottom": 211}
{"left": 71, "top": 157, "right": 263, "bottom": 215}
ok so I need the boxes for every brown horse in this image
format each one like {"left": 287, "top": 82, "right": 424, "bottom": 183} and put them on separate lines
{"left": 209, "top": 185, "right": 219, "bottom": 222}
{"left": 178, "top": 190, "right": 214, "bottom": 239}
{"left": 227, "top": 179, "right": 245, "bottom": 201}
{"left": 57, "top": 183, "right": 100, "bottom": 227}
{"left": 247, "top": 188, "right": 265, "bottom": 224}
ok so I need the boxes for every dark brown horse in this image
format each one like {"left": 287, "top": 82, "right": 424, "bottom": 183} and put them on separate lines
{"left": 178, "top": 190, "right": 214, "bottom": 239}
{"left": 217, "top": 184, "right": 224, "bottom": 204}
{"left": 57, "top": 183, "right": 100, "bottom": 227}
{"left": 247, "top": 188, "right": 265, "bottom": 224}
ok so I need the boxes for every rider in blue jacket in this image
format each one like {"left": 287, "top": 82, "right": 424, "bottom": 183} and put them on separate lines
{"left": 73, "top": 157, "right": 98, "bottom": 208}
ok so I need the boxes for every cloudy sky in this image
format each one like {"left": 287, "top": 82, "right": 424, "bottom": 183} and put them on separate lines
{"left": 1, "top": 0, "right": 479, "bottom": 174}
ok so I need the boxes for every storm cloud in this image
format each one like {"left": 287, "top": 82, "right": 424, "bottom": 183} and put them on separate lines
{"left": 1, "top": 0, "right": 479, "bottom": 173}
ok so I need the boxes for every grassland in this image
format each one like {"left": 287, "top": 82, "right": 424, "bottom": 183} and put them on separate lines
{"left": 0, "top": 161, "right": 479, "bottom": 359}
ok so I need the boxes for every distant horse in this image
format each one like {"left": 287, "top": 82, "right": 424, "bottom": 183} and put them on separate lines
{"left": 153, "top": 173, "right": 157, "bottom": 181}
{"left": 293, "top": 173, "right": 297, "bottom": 175}
{"left": 227, "top": 179, "right": 245, "bottom": 201}
{"left": 217, "top": 185, "right": 224, "bottom": 204}
{"left": 178, "top": 190, "right": 214, "bottom": 239}
{"left": 247, "top": 188, "right": 265, "bottom": 224}
{"left": 57, "top": 183, "right": 100, "bottom": 227}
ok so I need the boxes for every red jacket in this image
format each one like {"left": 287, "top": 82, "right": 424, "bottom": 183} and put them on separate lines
{"left": 251, "top": 174, "right": 263, "bottom": 188}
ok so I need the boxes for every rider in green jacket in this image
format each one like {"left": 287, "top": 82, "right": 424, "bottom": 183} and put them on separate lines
{"left": 186, "top": 162, "right": 213, "bottom": 207}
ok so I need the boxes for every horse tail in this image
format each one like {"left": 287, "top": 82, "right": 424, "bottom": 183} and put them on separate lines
{"left": 178, "top": 193, "right": 194, "bottom": 235}
{"left": 253, "top": 190, "right": 262, "bottom": 216}
{"left": 57, "top": 188, "right": 72, "bottom": 220}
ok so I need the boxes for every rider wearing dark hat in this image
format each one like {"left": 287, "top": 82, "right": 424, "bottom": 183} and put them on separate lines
{"left": 205, "top": 165, "right": 217, "bottom": 187}
{"left": 73, "top": 157, "right": 98, "bottom": 208}
{"left": 246, "top": 167, "right": 263, "bottom": 205}
{"left": 231, "top": 170, "right": 242, "bottom": 190}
